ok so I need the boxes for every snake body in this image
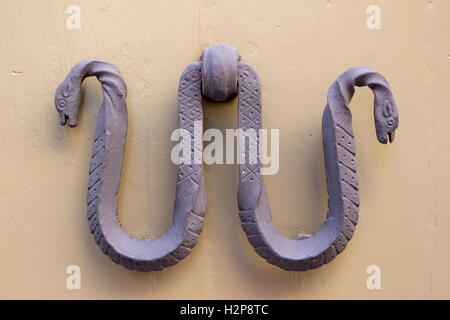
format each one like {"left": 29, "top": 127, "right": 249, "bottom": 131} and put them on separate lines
{"left": 55, "top": 60, "right": 206, "bottom": 271}
{"left": 237, "top": 65, "right": 399, "bottom": 271}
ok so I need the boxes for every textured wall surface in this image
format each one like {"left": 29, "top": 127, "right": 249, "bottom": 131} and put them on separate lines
{"left": 0, "top": 0, "right": 449, "bottom": 299}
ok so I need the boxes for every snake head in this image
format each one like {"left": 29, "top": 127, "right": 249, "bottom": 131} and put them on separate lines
{"left": 55, "top": 79, "right": 81, "bottom": 127}
{"left": 374, "top": 96, "right": 398, "bottom": 144}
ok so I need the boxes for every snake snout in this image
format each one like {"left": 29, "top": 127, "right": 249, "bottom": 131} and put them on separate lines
{"left": 59, "top": 111, "right": 77, "bottom": 127}
{"left": 376, "top": 126, "right": 397, "bottom": 144}
{"left": 388, "top": 130, "right": 395, "bottom": 143}
{"left": 59, "top": 112, "right": 68, "bottom": 126}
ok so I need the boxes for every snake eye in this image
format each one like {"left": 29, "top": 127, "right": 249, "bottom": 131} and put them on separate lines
{"left": 58, "top": 99, "right": 67, "bottom": 108}
{"left": 387, "top": 117, "right": 395, "bottom": 126}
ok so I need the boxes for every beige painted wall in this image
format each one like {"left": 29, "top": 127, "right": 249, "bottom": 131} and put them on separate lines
{"left": 0, "top": 0, "right": 449, "bottom": 299}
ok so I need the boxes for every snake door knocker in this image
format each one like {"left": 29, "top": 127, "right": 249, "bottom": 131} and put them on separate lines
{"left": 55, "top": 44, "right": 399, "bottom": 273}
{"left": 196, "top": 44, "right": 399, "bottom": 271}
{"left": 55, "top": 60, "right": 206, "bottom": 271}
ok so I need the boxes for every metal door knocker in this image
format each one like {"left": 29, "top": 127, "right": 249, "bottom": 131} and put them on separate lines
{"left": 55, "top": 43, "right": 399, "bottom": 272}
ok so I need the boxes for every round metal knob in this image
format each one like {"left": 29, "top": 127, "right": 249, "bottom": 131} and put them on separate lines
{"left": 201, "top": 43, "right": 239, "bottom": 102}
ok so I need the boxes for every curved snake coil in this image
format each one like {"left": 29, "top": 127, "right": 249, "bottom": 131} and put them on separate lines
{"left": 55, "top": 60, "right": 206, "bottom": 271}
{"left": 238, "top": 66, "right": 399, "bottom": 271}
